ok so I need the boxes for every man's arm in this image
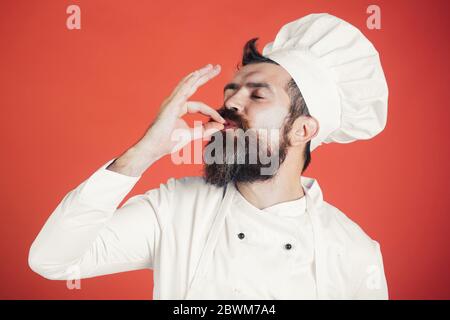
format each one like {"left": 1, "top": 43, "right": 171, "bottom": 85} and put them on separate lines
{"left": 352, "top": 240, "right": 389, "bottom": 300}
{"left": 28, "top": 158, "right": 164, "bottom": 280}
{"left": 28, "top": 63, "right": 225, "bottom": 280}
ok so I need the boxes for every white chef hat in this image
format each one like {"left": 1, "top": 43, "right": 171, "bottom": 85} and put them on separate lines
{"left": 262, "top": 13, "right": 388, "bottom": 151}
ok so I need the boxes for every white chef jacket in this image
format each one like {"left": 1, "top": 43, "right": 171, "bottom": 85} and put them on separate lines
{"left": 199, "top": 188, "right": 316, "bottom": 299}
{"left": 28, "top": 158, "right": 389, "bottom": 300}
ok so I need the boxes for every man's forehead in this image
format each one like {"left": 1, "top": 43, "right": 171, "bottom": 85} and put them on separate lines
{"left": 231, "top": 63, "right": 290, "bottom": 86}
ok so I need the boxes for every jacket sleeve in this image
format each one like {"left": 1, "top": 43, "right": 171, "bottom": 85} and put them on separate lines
{"left": 352, "top": 240, "right": 389, "bottom": 300}
{"left": 28, "top": 158, "right": 172, "bottom": 280}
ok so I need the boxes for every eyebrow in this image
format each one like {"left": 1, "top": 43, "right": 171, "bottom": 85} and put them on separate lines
{"left": 223, "top": 82, "right": 275, "bottom": 94}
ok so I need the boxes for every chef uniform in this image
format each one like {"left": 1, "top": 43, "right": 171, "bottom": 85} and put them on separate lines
{"left": 28, "top": 13, "right": 389, "bottom": 299}
{"left": 199, "top": 185, "right": 316, "bottom": 299}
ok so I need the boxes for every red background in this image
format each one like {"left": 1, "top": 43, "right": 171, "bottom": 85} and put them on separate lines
{"left": 1, "top": 0, "right": 449, "bottom": 299}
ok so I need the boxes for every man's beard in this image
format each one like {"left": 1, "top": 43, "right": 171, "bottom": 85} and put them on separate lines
{"left": 203, "top": 107, "right": 289, "bottom": 187}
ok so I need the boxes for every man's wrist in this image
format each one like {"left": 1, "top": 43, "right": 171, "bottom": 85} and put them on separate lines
{"left": 107, "top": 145, "right": 160, "bottom": 177}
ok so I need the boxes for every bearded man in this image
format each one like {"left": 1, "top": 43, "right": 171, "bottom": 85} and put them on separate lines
{"left": 29, "top": 13, "right": 389, "bottom": 300}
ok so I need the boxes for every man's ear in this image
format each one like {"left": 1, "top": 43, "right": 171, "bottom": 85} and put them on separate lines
{"left": 289, "top": 116, "right": 320, "bottom": 147}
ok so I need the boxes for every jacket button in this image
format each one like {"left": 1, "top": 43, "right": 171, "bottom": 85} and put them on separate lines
{"left": 285, "top": 243, "right": 292, "bottom": 250}
{"left": 238, "top": 232, "right": 245, "bottom": 239}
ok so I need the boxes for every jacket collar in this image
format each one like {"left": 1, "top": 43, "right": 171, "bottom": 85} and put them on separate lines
{"left": 301, "top": 175, "right": 324, "bottom": 211}
{"left": 225, "top": 175, "right": 324, "bottom": 216}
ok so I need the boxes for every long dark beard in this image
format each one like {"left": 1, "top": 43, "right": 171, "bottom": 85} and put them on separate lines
{"left": 203, "top": 136, "right": 288, "bottom": 187}
{"left": 203, "top": 108, "right": 289, "bottom": 187}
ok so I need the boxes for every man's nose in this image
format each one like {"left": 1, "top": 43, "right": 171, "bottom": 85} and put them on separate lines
{"left": 224, "top": 95, "right": 243, "bottom": 113}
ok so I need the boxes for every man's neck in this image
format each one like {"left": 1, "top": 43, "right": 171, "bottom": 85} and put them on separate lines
{"left": 235, "top": 159, "right": 305, "bottom": 210}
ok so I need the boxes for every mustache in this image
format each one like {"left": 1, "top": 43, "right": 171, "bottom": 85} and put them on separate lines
{"left": 210, "top": 106, "right": 249, "bottom": 130}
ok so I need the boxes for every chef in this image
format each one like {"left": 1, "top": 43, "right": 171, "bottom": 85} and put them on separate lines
{"left": 28, "top": 13, "right": 389, "bottom": 299}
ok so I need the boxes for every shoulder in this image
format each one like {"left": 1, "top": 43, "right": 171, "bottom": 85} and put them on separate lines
{"left": 141, "top": 176, "right": 226, "bottom": 231}
{"left": 154, "top": 176, "right": 223, "bottom": 195}
{"left": 319, "top": 201, "right": 382, "bottom": 258}
{"left": 319, "top": 202, "right": 387, "bottom": 295}
{"left": 143, "top": 176, "right": 225, "bottom": 205}
{"left": 319, "top": 202, "right": 388, "bottom": 298}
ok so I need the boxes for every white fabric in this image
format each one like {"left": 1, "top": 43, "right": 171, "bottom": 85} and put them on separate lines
{"left": 198, "top": 187, "right": 316, "bottom": 299}
{"left": 28, "top": 158, "right": 389, "bottom": 299}
{"left": 262, "top": 13, "right": 389, "bottom": 151}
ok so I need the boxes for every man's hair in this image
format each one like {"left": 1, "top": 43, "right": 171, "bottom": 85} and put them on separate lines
{"left": 238, "top": 37, "right": 312, "bottom": 173}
